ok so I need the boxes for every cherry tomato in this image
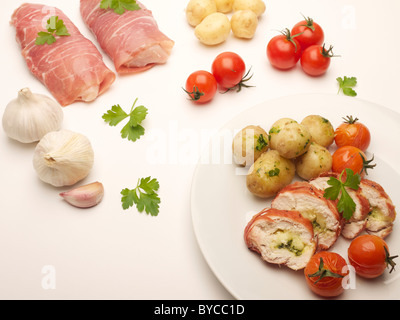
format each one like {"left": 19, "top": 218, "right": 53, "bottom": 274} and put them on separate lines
{"left": 211, "top": 52, "right": 247, "bottom": 90}
{"left": 184, "top": 70, "right": 217, "bottom": 104}
{"left": 300, "top": 44, "right": 336, "bottom": 76}
{"left": 334, "top": 116, "right": 371, "bottom": 151}
{"left": 267, "top": 29, "right": 302, "bottom": 70}
{"left": 332, "top": 146, "right": 375, "bottom": 177}
{"left": 348, "top": 234, "right": 398, "bottom": 278}
{"left": 304, "top": 251, "right": 349, "bottom": 298}
{"left": 291, "top": 16, "right": 324, "bottom": 52}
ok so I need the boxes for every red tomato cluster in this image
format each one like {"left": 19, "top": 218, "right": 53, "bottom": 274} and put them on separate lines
{"left": 184, "top": 52, "right": 252, "bottom": 104}
{"left": 304, "top": 235, "right": 398, "bottom": 298}
{"left": 332, "top": 116, "right": 374, "bottom": 177}
{"left": 266, "top": 16, "right": 337, "bottom": 76}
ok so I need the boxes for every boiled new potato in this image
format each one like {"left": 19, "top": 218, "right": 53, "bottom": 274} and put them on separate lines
{"left": 273, "top": 122, "right": 312, "bottom": 159}
{"left": 215, "top": 0, "right": 234, "bottom": 13}
{"left": 231, "top": 10, "right": 258, "bottom": 39}
{"left": 233, "top": 0, "right": 266, "bottom": 18}
{"left": 186, "top": 0, "right": 217, "bottom": 27}
{"left": 295, "top": 142, "right": 333, "bottom": 180}
{"left": 232, "top": 125, "right": 269, "bottom": 167}
{"left": 247, "top": 150, "right": 295, "bottom": 198}
{"left": 268, "top": 118, "right": 297, "bottom": 150}
{"left": 301, "top": 115, "right": 335, "bottom": 148}
{"left": 195, "top": 12, "right": 231, "bottom": 45}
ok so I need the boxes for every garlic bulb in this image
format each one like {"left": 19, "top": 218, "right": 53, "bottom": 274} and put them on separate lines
{"left": 60, "top": 182, "right": 104, "bottom": 208}
{"left": 33, "top": 130, "right": 94, "bottom": 187}
{"left": 2, "top": 88, "right": 63, "bottom": 143}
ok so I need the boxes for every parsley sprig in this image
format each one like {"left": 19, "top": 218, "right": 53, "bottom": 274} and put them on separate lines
{"left": 324, "top": 169, "right": 361, "bottom": 220}
{"left": 35, "top": 16, "right": 70, "bottom": 45}
{"left": 337, "top": 76, "right": 357, "bottom": 97}
{"left": 121, "top": 177, "right": 161, "bottom": 216}
{"left": 102, "top": 98, "right": 148, "bottom": 142}
{"left": 100, "top": 0, "right": 141, "bottom": 15}
{"left": 323, "top": 168, "right": 361, "bottom": 220}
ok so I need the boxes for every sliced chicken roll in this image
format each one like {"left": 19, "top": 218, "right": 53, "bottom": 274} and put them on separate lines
{"left": 245, "top": 208, "right": 316, "bottom": 270}
{"left": 310, "top": 172, "right": 370, "bottom": 239}
{"left": 271, "top": 182, "right": 342, "bottom": 250}
{"left": 360, "top": 179, "right": 396, "bottom": 238}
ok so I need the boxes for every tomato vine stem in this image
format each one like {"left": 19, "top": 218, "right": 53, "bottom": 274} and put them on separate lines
{"left": 222, "top": 67, "right": 255, "bottom": 93}
{"left": 279, "top": 28, "right": 303, "bottom": 53}
{"left": 300, "top": 14, "right": 316, "bottom": 31}
{"left": 384, "top": 246, "right": 398, "bottom": 273}
{"left": 182, "top": 85, "right": 204, "bottom": 101}
{"left": 307, "top": 258, "right": 344, "bottom": 284}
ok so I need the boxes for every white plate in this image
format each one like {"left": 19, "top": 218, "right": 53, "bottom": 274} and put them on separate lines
{"left": 191, "top": 93, "right": 400, "bottom": 300}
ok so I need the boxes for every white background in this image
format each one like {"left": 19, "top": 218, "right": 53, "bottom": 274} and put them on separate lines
{"left": 0, "top": 0, "right": 399, "bottom": 299}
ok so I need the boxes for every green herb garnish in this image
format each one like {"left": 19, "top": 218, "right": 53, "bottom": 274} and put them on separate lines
{"left": 35, "top": 16, "right": 70, "bottom": 45}
{"left": 102, "top": 98, "right": 148, "bottom": 142}
{"left": 268, "top": 168, "right": 280, "bottom": 177}
{"left": 256, "top": 134, "right": 268, "bottom": 151}
{"left": 100, "top": 0, "right": 141, "bottom": 15}
{"left": 337, "top": 76, "right": 357, "bottom": 97}
{"left": 323, "top": 168, "right": 361, "bottom": 220}
{"left": 121, "top": 177, "right": 161, "bottom": 216}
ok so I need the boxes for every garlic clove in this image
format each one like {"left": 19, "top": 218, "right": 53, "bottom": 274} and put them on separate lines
{"left": 60, "top": 182, "right": 104, "bottom": 208}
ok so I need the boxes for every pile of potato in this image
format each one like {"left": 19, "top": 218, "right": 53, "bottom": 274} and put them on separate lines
{"left": 186, "top": 0, "right": 266, "bottom": 45}
{"left": 232, "top": 115, "right": 335, "bottom": 198}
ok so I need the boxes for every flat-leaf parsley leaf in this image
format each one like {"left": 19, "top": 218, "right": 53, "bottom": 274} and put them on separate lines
{"left": 102, "top": 98, "right": 148, "bottom": 142}
{"left": 337, "top": 76, "right": 357, "bottom": 97}
{"left": 100, "top": 0, "right": 141, "bottom": 15}
{"left": 35, "top": 16, "right": 70, "bottom": 45}
{"left": 323, "top": 168, "right": 361, "bottom": 220}
{"left": 121, "top": 177, "right": 161, "bottom": 216}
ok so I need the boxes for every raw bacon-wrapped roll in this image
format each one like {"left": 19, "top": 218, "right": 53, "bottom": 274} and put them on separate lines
{"left": 11, "top": 3, "right": 116, "bottom": 107}
{"left": 80, "top": 0, "right": 174, "bottom": 74}
{"left": 245, "top": 208, "right": 317, "bottom": 271}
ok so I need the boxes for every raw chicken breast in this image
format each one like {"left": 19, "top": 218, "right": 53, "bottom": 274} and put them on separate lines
{"left": 11, "top": 3, "right": 116, "bottom": 106}
{"left": 80, "top": 0, "right": 175, "bottom": 74}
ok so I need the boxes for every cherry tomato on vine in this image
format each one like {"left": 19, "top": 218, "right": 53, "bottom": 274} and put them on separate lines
{"left": 348, "top": 235, "right": 398, "bottom": 278}
{"left": 335, "top": 116, "right": 371, "bottom": 151}
{"left": 291, "top": 16, "right": 324, "bottom": 52}
{"left": 267, "top": 28, "right": 302, "bottom": 70}
{"left": 304, "top": 251, "right": 349, "bottom": 298}
{"left": 332, "top": 145, "right": 376, "bottom": 177}
{"left": 300, "top": 44, "right": 337, "bottom": 76}
{"left": 211, "top": 52, "right": 252, "bottom": 91}
{"left": 184, "top": 70, "right": 217, "bottom": 104}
